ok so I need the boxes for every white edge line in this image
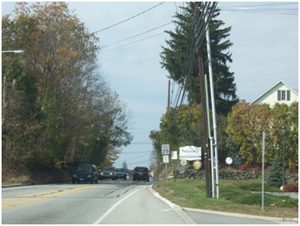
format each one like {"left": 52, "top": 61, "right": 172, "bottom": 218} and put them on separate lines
{"left": 93, "top": 188, "right": 141, "bottom": 224}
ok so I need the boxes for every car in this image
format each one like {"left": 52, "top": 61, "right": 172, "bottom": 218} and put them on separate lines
{"left": 149, "top": 174, "right": 154, "bottom": 182}
{"left": 99, "top": 166, "right": 116, "bottom": 180}
{"left": 133, "top": 166, "right": 149, "bottom": 181}
{"left": 72, "top": 164, "right": 98, "bottom": 184}
{"left": 115, "top": 168, "right": 127, "bottom": 180}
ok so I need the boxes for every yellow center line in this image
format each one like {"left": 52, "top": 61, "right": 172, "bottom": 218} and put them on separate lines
{"left": 2, "top": 185, "right": 102, "bottom": 210}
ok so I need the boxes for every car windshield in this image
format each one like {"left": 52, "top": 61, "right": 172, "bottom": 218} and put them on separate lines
{"left": 103, "top": 167, "right": 114, "bottom": 171}
{"left": 76, "top": 165, "right": 92, "bottom": 172}
{"left": 116, "top": 168, "right": 124, "bottom": 172}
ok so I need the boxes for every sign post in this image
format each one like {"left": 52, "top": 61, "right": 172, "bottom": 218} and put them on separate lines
{"left": 162, "top": 144, "right": 170, "bottom": 182}
{"left": 171, "top": 151, "right": 178, "bottom": 182}
{"left": 262, "top": 131, "right": 266, "bottom": 211}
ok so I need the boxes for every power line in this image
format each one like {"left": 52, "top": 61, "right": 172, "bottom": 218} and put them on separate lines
{"left": 219, "top": 3, "right": 298, "bottom": 16}
{"left": 100, "top": 32, "right": 164, "bottom": 53}
{"left": 94, "top": 2, "right": 165, "bottom": 33}
{"left": 101, "top": 22, "right": 172, "bottom": 49}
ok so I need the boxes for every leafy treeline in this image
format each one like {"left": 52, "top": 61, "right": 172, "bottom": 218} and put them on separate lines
{"left": 151, "top": 102, "right": 298, "bottom": 169}
{"left": 150, "top": 3, "right": 298, "bottom": 170}
{"left": 227, "top": 101, "right": 298, "bottom": 167}
{"left": 2, "top": 2, "right": 132, "bottom": 176}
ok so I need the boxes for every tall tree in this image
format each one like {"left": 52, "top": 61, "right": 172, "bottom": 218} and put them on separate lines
{"left": 2, "top": 2, "right": 132, "bottom": 177}
{"left": 160, "top": 3, "right": 238, "bottom": 115}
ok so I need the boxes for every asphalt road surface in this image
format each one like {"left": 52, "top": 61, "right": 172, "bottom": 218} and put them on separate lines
{"left": 2, "top": 180, "right": 187, "bottom": 224}
{"left": 2, "top": 180, "right": 296, "bottom": 224}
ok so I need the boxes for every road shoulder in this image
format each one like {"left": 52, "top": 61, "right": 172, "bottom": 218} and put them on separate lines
{"left": 149, "top": 185, "right": 196, "bottom": 224}
{"left": 150, "top": 184, "right": 298, "bottom": 224}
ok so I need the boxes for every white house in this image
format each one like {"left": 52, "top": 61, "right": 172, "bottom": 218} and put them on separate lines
{"left": 250, "top": 80, "right": 298, "bottom": 108}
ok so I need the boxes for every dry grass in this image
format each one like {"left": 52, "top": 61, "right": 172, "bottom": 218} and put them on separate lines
{"left": 154, "top": 179, "right": 298, "bottom": 218}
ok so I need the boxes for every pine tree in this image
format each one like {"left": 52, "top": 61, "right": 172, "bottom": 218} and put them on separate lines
{"left": 160, "top": 3, "right": 238, "bottom": 115}
{"left": 266, "top": 156, "right": 286, "bottom": 188}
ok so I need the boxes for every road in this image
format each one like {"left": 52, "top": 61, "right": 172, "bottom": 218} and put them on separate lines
{"left": 2, "top": 180, "right": 188, "bottom": 224}
{"left": 2, "top": 180, "right": 296, "bottom": 224}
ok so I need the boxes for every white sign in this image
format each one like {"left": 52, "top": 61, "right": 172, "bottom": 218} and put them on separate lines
{"left": 179, "top": 146, "right": 201, "bottom": 161}
{"left": 161, "top": 144, "right": 170, "bottom": 155}
{"left": 171, "top": 151, "right": 178, "bottom": 160}
{"left": 163, "top": 155, "right": 169, "bottom": 163}
{"left": 226, "top": 157, "right": 233, "bottom": 165}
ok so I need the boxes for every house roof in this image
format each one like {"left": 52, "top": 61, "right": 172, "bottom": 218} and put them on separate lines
{"left": 250, "top": 80, "right": 298, "bottom": 105}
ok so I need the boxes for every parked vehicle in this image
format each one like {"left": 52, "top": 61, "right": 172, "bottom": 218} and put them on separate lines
{"left": 72, "top": 164, "right": 98, "bottom": 184}
{"left": 99, "top": 166, "right": 116, "bottom": 180}
{"left": 115, "top": 168, "right": 127, "bottom": 180}
{"left": 133, "top": 166, "right": 149, "bottom": 181}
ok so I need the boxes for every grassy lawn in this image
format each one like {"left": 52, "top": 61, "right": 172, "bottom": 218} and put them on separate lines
{"left": 153, "top": 179, "right": 298, "bottom": 218}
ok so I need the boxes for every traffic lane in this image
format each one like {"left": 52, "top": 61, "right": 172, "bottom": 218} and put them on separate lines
{"left": 184, "top": 209, "right": 284, "bottom": 224}
{"left": 97, "top": 184, "right": 187, "bottom": 224}
{"left": 2, "top": 182, "right": 140, "bottom": 224}
{"left": 1, "top": 179, "right": 135, "bottom": 199}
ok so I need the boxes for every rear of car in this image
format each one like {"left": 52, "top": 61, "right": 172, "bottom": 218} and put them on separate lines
{"left": 72, "top": 164, "right": 98, "bottom": 184}
{"left": 133, "top": 167, "right": 149, "bottom": 181}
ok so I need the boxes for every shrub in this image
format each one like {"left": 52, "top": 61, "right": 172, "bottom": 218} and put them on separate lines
{"left": 238, "top": 164, "right": 249, "bottom": 171}
{"left": 283, "top": 183, "right": 298, "bottom": 192}
{"left": 266, "top": 156, "right": 286, "bottom": 188}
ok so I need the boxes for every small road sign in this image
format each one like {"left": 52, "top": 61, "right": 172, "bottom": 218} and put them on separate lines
{"left": 161, "top": 144, "right": 170, "bottom": 155}
{"left": 233, "top": 153, "right": 242, "bottom": 165}
{"left": 163, "top": 155, "right": 169, "bottom": 163}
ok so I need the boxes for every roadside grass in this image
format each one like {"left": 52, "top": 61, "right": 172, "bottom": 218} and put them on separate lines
{"left": 153, "top": 179, "right": 298, "bottom": 218}
{"left": 2, "top": 175, "right": 31, "bottom": 185}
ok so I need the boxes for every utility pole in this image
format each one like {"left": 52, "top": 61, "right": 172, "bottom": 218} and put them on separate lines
{"left": 193, "top": 2, "right": 218, "bottom": 198}
{"left": 167, "top": 80, "right": 171, "bottom": 108}
{"left": 197, "top": 51, "right": 212, "bottom": 198}
{"left": 205, "top": 9, "right": 220, "bottom": 199}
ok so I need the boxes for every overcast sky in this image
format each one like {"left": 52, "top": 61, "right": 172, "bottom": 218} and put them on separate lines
{"left": 2, "top": 1, "right": 298, "bottom": 170}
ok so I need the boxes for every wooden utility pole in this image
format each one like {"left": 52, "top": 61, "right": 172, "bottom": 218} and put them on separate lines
{"left": 198, "top": 50, "right": 212, "bottom": 198}
{"left": 167, "top": 80, "right": 171, "bottom": 108}
{"left": 193, "top": 2, "right": 218, "bottom": 198}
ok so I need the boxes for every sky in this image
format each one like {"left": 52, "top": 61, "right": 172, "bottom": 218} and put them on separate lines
{"left": 1, "top": 1, "right": 298, "bottom": 170}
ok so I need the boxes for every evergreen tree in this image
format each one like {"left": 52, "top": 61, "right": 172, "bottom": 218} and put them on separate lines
{"left": 266, "top": 156, "right": 286, "bottom": 188}
{"left": 160, "top": 3, "right": 238, "bottom": 115}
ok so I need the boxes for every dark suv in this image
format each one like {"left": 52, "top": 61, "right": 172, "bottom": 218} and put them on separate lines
{"left": 72, "top": 164, "right": 98, "bottom": 184}
{"left": 133, "top": 166, "right": 149, "bottom": 181}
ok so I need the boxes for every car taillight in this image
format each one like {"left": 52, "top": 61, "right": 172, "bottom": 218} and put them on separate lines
{"left": 133, "top": 170, "right": 136, "bottom": 175}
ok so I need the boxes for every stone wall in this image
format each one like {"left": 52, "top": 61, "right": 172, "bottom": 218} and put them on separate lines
{"left": 174, "top": 169, "right": 298, "bottom": 184}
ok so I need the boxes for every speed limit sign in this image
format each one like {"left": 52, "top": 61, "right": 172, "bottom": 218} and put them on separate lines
{"left": 161, "top": 144, "right": 170, "bottom": 155}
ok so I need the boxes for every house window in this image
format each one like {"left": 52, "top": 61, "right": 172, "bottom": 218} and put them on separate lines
{"left": 277, "top": 90, "right": 291, "bottom": 101}
{"left": 282, "top": 90, "right": 286, "bottom": 100}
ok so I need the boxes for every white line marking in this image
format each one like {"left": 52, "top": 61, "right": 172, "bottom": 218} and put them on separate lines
{"left": 93, "top": 188, "right": 141, "bottom": 224}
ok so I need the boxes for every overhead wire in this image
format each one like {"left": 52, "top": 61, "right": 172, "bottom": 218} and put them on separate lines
{"left": 100, "top": 33, "right": 164, "bottom": 53}
{"left": 97, "top": 2, "right": 297, "bottom": 53}
{"left": 219, "top": 2, "right": 298, "bottom": 15}
{"left": 101, "top": 22, "right": 172, "bottom": 49}
{"left": 94, "top": 2, "right": 165, "bottom": 33}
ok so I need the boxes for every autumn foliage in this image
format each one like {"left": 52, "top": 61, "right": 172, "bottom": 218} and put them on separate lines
{"left": 226, "top": 101, "right": 298, "bottom": 168}
{"left": 283, "top": 183, "right": 298, "bottom": 192}
{"left": 2, "top": 2, "right": 132, "bottom": 179}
